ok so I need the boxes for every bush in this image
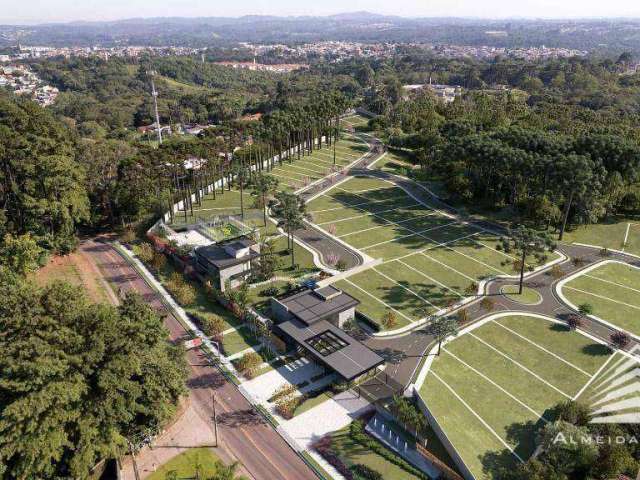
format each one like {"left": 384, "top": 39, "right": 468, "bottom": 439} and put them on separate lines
{"left": 235, "top": 351, "right": 263, "bottom": 378}
{"left": 566, "top": 314, "right": 583, "bottom": 330}
{"left": 611, "top": 331, "right": 631, "bottom": 349}
{"left": 261, "top": 286, "right": 279, "bottom": 297}
{"left": 268, "top": 384, "right": 296, "bottom": 403}
{"left": 313, "top": 436, "right": 353, "bottom": 480}
{"left": 134, "top": 242, "right": 155, "bottom": 264}
{"left": 549, "top": 264, "right": 564, "bottom": 279}
{"left": 275, "top": 396, "right": 301, "bottom": 420}
{"left": 578, "top": 303, "right": 594, "bottom": 316}
{"left": 166, "top": 272, "right": 197, "bottom": 306}
{"left": 350, "top": 464, "right": 383, "bottom": 480}
{"left": 198, "top": 314, "right": 226, "bottom": 337}
{"left": 480, "top": 297, "right": 495, "bottom": 311}
{"left": 150, "top": 252, "right": 166, "bottom": 272}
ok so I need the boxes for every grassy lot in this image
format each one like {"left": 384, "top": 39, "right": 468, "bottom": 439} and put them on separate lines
{"left": 561, "top": 261, "right": 640, "bottom": 336}
{"left": 309, "top": 176, "right": 557, "bottom": 329}
{"left": 500, "top": 285, "right": 542, "bottom": 305}
{"left": 327, "top": 425, "right": 425, "bottom": 480}
{"left": 221, "top": 326, "right": 262, "bottom": 356}
{"left": 146, "top": 447, "right": 219, "bottom": 480}
{"left": 268, "top": 134, "right": 368, "bottom": 192}
{"left": 373, "top": 149, "right": 416, "bottom": 175}
{"left": 341, "top": 114, "right": 371, "bottom": 129}
{"left": 562, "top": 216, "right": 640, "bottom": 256}
{"left": 418, "top": 314, "right": 612, "bottom": 479}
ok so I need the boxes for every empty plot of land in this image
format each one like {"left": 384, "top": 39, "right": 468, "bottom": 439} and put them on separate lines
{"left": 308, "top": 176, "right": 550, "bottom": 328}
{"left": 563, "top": 217, "right": 640, "bottom": 257}
{"left": 561, "top": 261, "right": 640, "bottom": 336}
{"left": 419, "top": 315, "right": 613, "bottom": 479}
{"left": 270, "top": 135, "right": 369, "bottom": 192}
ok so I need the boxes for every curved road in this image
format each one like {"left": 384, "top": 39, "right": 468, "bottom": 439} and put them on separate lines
{"left": 81, "top": 238, "right": 317, "bottom": 480}
{"left": 289, "top": 130, "right": 640, "bottom": 392}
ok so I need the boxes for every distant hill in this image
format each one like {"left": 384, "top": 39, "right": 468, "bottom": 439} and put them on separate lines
{"left": 1, "top": 13, "right": 640, "bottom": 55}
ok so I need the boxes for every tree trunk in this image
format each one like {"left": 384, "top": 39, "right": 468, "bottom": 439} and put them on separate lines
{"left": 558, "top": 189, "right": 575, "bottom": 241}
{"left": 519, "top": 247, "right": 527, "bottom": 294}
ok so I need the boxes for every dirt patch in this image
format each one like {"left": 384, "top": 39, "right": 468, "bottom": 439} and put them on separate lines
{"left": 35, "top": 245, "right": 118, "bottom": 305}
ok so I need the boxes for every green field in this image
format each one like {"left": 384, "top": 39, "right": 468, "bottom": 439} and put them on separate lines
{"left": 267, "top": 133, "right": 368, "bottom": 192}
{"left": 418, "top": 314, "right": 613, "bottom": 479}
{"left": 309, "top": 176, "right": 556, "bottom": 329}
{"left": 500, "top": 285, "right": 542, "bottom": 305}
{"left": 146, "top": 448, "right": 220, "bottom": 480}
{"left": 561, "top": 261, "right": 640, "bottom": 336}
{"left": 562, "top": 217, "right": 640, "bottom": 257}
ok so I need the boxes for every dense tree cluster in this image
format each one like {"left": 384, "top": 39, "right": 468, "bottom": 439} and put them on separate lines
{"left": 0, "top": 276, "right": 187, "bottom": 479}
{"left": 0, "top": 91, "right": 89, "bottom": 254}
{"left": 499, "top": 401, "right": 640, "bottom": 479}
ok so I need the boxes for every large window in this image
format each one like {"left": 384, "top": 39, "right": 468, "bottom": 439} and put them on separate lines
{"left": 307, "top": 330, "right": 349, "bottom": 356}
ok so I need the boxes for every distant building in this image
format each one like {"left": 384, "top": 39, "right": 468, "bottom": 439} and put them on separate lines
{"left": 194, "top": 237, "right": 261, "bottom": 292}
{"left": 402, "top": 83, "right": 462, "bottom": 103}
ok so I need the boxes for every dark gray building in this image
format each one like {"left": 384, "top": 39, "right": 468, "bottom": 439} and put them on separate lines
{"left": 194, "top": 237, "right": 260, "bottom": 292}
{"left": 271, "top": 286, "right": 384, "bottom": 381}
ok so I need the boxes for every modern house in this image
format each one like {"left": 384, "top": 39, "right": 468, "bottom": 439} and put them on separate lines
{"left": 271, "top": 286, "right": 384, "bottom": 382}
{"left": 193, "top": 236, "right": 260, "bottom": 292}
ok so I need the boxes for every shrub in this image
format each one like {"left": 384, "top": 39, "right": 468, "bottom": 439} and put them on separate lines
{"left": 134, "top": 242, "right": 155, "bottom": 264}
{"left": 150, "top": 252, "right": 166, "bottom": 272}
{"left": 269, "top": 384, "right": 296, "bottom": 403}
{"left": 599, "top": 247, "right": 611, "bottom": 257}
{"left": 566, "top": 315, "right": 584, "bottom": 331}
{"left": 198, "top": 314, "right": 226, "bottom": 337}
{"left": 262, "top": 286, "right": 279, "bottom": 297}
{"left": 313, "top": 436, "right": 353, "bottom": 480}
{"left": 578, "top": 303, "right": 594, "bottom": 316}
{"left": 275, "top": 396, "right": 301, "bottom": 420}
{"left": 611, "top": 331, "right": 631, "bottom": 349}
{"left": 480, "top": 297, "right": 495, "bottom": 312}
{"left": 335, "top": 259, "right": 347, "bottom": 271}
{"left": 120, "top": 228, "right": 137, "bottom": 244}
{"left": 464, "top": 282, "right": 478, "bottom": 295}
{"left": 382, "top": 311, "right": 397, "bottom": 330}
{"left": 235, "top": 352, "right": 263, "bottom": 378}
{"left": 549, "top": 264, "right": 564, "bottom": 279}
{"left": 350, "top": 464, "right": 383, "bottom": 480}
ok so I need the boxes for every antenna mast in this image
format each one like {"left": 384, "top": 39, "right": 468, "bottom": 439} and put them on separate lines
{"left": 147, "top": 70, "right": 162, "bottom": 145}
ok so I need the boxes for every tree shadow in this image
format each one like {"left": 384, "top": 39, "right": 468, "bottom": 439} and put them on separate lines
{"left": 217, "top": 408, "right": 266, "bottom": 427}
{"left": 186, "top": 372, "right": 226, "bottom": 390}
{"left": 372, "top": 347, "right": 407, "bottom": 364}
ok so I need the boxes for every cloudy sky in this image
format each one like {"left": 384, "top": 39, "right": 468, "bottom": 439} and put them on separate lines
{"left": 1, "top": 0, "right": 639, "bottom": 24}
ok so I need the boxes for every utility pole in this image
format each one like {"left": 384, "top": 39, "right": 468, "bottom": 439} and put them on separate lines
{"left": 212, "top": 393, "right": 218, "bottom": 447}
{"left": 127, "top": 439, "right": 141, "bottom": 480}
{"left": 147, "top": 70, "right": 163, "bottom": 145}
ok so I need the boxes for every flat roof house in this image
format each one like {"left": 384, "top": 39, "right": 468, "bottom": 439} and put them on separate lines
{"left": 194, "top": 237, "right": 260, "bottom": 292}
{"left": 271, "top": 286, "right": 384, "bottom": 381}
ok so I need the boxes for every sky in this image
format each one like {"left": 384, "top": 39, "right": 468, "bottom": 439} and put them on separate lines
{"left": 1, "top": 0, "right": 640, "bottom": 24}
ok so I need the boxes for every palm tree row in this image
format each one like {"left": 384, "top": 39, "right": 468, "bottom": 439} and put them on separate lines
{"left": 154, "top": 92, "right": 352, "bottom": 224}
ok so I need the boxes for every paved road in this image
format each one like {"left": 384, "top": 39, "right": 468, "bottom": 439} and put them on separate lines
{"left": 291, "top": 133, "right": 384, "bottom": 270}
{"left": 288, "top": 132, "right": 640, "bottom": 391}
{"left": 82, "top": 238, "right": 316, "bottom": 480}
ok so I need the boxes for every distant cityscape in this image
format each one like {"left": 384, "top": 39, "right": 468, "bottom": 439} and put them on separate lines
{"left": 1, "top": 41, "right": 590, "bottom": 66}
{"left": 0, "top": 64, "right": 58, "bottom": 106}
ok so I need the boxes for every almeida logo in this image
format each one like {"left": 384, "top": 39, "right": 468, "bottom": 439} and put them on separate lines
{"left": 588, "top": 346, "right": 640, "bottom": 424}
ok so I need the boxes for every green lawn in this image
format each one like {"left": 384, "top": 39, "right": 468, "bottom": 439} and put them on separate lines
{"left": 310, "top": 176, "right": 556, "bottom": 329}
{"left": 221, "top": 326, "right": 262, "bottom": 356}
{"left": 418, "top": 314, "right": 612, "bottom": 479}
{"left": 327, "top": 425, "right": 425, "bottom": 480}
{"left": 500, "top": 285, "right": 542, "bottom": 305}
{"left": 146, "top": 448, "right": 220, "bottom": 480}
{"left": 562, "top": 216, "right": 640, "bottom": 257}
{"left": 561, "top": 261, "right": 640, "bottom": 336}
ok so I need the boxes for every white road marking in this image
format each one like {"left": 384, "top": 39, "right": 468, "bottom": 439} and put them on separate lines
{"left": 396, "top": 259, "right": 463, "bottom": 297}
{"left": 468, "top": 332, "right": 572, "bottom": 399}
{"left": 372, "top": 267, "right": 438, "bottom": 309}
